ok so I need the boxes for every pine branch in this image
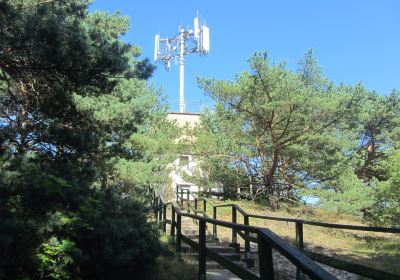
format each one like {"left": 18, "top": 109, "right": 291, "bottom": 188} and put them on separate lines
{"left": 17, "top": 0, "right": 58, "bottom": 10}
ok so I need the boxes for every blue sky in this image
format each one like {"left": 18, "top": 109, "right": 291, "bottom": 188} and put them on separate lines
{"left": 90, "top": 1, "right": 400, "bottom": 113}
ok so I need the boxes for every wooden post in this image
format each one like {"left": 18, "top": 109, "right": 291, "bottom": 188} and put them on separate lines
{"left": 231, "top": 206, "right": 237, "bottom": 245}
{"left": 295, "top": 222, "right": 304, "bottom": 249}
{"left": 187, "top": 190, "right": 190, "bottom": 214}
{"left": 171, "top": 206, "right": 176, "bottom": 237}
{"left": 158, "top": 200, "right": 163, "bottom": 222}
{"left": 180, "top": 188, "right": 184, "bottom": 208}
{"left": 154, "top": 197, "right": 158, "bottom": 220}
{"left": 258, "top": 234, "right": 274, "bottom": 280}
{"left": 162, "top": 203, "right": 167, "bottom": 233}
{"left": 244, "top": 215, "right": 251, "bottom": 268}
{"left": 203, "top": 199, "right": 207, "bottom": 213}
{"left": 198, "top": 220, "right": 206, "bottom": 280}
{"left": 295, "top": 221, "right": 304, "bottom": 280}
{"left": 176, "top": 214, "right": 182, "bottom": 253}
{"left": 213, "top": 206, "right": 217, "bottom": 239}
{"left": 194, "top": 198, "right": 198, "bottom": 211}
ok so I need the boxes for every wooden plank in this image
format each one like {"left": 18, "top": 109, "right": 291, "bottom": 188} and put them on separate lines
{"left": 170, "top": 207, "right": 175, "bottom": 237}
{"left": 176, "top": 214, "right": 182, "bottom": 253}
{"left": 162, "top": 204, "right": 167, "bottom": 233}
{"left": 199, "top": 220, "right": 207, "bottom": 279}
{"left": 207, "top": 248, "right": 260, "bottom": 280}
{"left": 232, "top": 207, "right": 237, "bottom": 245}
{"left": 214, "top": 204, "right": 235, "bottom": 208}
{"left": 295, "top": 222, "right": 304, "bottom": 249}
{"left": 246, "top": 213, "right": 400, "bottom": 233}
{"left": 244, "top": 215, "right": 251, "bottom": 262}
{"left": 258, "top": 234, "right": 273, "bottom": 280}
{"left": 213, "top": 206, "right": 217, "bottom": 239}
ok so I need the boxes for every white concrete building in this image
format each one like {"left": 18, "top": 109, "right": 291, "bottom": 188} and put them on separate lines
{"left": 166, "top": 112, "right": 201, "bottom": 200}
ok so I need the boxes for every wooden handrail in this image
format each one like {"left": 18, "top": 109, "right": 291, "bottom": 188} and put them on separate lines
{"left": 169, "top": 186, "right": 400, "bottom": 279}
{"left": 176, "top": 211, "right": 337, "bottom": 280}
{"left": 151, "top": 186, "right": 337, "bottom": 280}
{"left": 211, "top": 202, "right": 400, "bottom": 234}
{"left": 247, "top": 213, "right": 400, "bottom": 233}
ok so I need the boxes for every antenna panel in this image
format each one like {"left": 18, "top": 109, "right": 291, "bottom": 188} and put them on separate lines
{"left": 154, "top": 34, "right": 160, "bottom": 61}
{"left": 201, "top": 25, "right": 210, "bottom": 53}
{"left": 194, "top": 17, "right": 199, "bottom": 38}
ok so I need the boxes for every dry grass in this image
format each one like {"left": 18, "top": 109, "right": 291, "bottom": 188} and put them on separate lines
{"left": 203, "top": 199, "right": 400, "bottom": 275}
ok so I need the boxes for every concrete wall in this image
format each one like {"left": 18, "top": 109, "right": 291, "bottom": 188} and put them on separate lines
{"left": 167, "top": 112, "right": 200, "bottom": 127}
{"left": 166, "top": 112, "right": 201, "bottom": 200}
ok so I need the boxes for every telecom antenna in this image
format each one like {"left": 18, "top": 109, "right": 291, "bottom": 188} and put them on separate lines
{"left": 154, "top": 12, "right": 210, "bottom": 113}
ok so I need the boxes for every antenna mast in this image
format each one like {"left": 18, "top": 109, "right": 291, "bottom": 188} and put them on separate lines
{"left": 154, "top": 13, "right": 210, "bottom": 113}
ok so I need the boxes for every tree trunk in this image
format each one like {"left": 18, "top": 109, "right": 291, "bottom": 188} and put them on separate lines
{"left": 357, "top": 129, "right": 376, "bottom": 184}
{"left": 266, "top": 149, "right": 280, "bottom": 210}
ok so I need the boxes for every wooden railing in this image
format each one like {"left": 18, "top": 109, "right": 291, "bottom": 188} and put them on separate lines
{"left": 171, "top": 186, "right": 400, "bottom": 280}
{"left": 149, "top": 186, "right": 337, "bottom": 280}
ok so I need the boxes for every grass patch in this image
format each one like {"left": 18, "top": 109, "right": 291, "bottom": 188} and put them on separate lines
{"left": 155, "top": 235, "right": 198, "bottom": 280}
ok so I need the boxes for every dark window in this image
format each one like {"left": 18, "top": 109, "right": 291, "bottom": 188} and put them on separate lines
{"left": 179, "top": 155, "right": 189, "bottom": 166}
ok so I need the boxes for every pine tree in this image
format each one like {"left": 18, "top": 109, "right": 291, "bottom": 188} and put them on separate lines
{"left": 0, "top": 1, "right": 168, "bottom": 278}
{"left": 196, "top": 51, "right": 359, "bottom": 209}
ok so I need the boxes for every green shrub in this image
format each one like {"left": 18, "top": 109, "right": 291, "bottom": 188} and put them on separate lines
{"left": 154, "top": 239, "right": 197, "bottom": 280}
{"left": 66, "top": 191, "right": 161, "bottom": 280}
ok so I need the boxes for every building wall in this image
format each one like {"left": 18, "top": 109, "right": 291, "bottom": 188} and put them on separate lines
{"left": 167, "top": 112, "right": 200, "bottom": 127}
{"left": 166, "top": 112, "right": 201, "bottom": 200}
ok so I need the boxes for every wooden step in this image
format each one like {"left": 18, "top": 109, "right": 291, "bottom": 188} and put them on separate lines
{"left": 181, "top": 243, "right": 235, "bottom": 254}
{"left": 182, "top": 229, "right": 198, "bottom": 235}
{"left": 183, "top": 257, "right": 246, "bottom": 270}
{"left": 182, "top": 234, "right": 215, "bottom": 241}
{"left": 183, "top": 252, "right": 241, "bottom": 261}
{"left": 206, "top": 269, "right": 242, "bottom": 280}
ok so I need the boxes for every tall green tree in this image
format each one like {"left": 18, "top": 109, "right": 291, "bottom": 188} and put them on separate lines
{"left": 355, "top": 90, "right": 400, "bottom": 183}
{"left": 0, "top": 1, "right": 170, "bottom": 279}
{"left": 194, "top": 50, "right": 400, "bottom": 223}
{"left": 196, "top": 51, "right": 360, "bottom": 209}
{"left": 371, "top": 149, "right": 400, "bottom": 226}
